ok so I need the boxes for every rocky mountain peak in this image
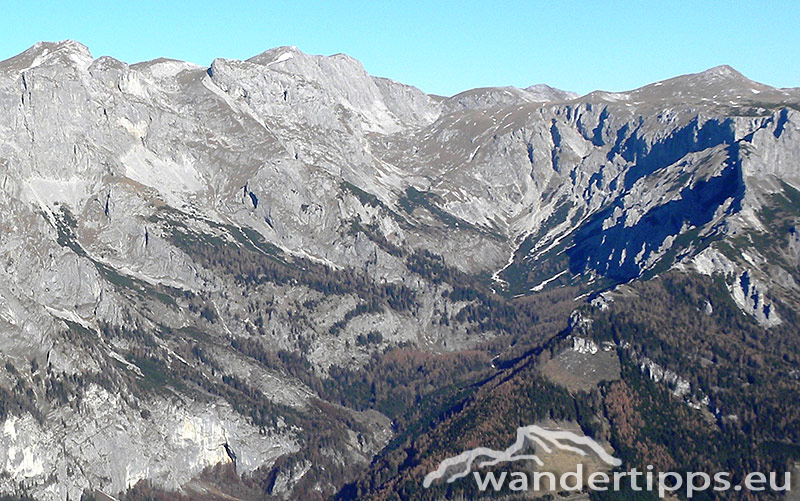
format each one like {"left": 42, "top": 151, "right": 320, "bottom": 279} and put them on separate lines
{"left": 443, "top": 83, "right": 577, "bottom": 113}
{"left": 211, "top": 45, "right": 439, "bottom": 133}
{"left": 30, "top": 39, "right": 92, "bottom": 59}
{"left": 245, "top": 45, "right": 302, "bottom": 66}
{"left": 0, "top": 39, "right": 93, "bottom": 73}
{"left": 697, "top": 64, "right": 747, "bottom": 81}
{"left": 524, "top": 83, "right": 579, "bottom": 101}
{"left": 245, "top": 45, "right": 369, "bottom": 82}
{"left": 681, "top": 64, "right": 767, "bottom": 92}
{"left": 628, "top": 64, "right": 777, "bottom": 105}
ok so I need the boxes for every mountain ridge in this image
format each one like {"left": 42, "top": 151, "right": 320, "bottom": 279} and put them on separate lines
{"left": 13, "top": 40, "right": 798, "bottom": 101}
{"left": 0, "top": 40, "right": 798, "bottom": 499}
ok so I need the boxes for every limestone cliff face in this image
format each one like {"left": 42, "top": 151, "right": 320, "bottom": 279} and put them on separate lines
{"left": 0, "top": 41, "right": 798, "bottom": 498}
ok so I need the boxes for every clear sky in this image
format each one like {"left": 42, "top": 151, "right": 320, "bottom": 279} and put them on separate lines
{"left": 2, "top": 1, "right": 798, "bottom": 97}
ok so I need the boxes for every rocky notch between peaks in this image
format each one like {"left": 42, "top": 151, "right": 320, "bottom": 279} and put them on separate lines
{"left": 0, "top": 40, "right": 798, "bottom": 499}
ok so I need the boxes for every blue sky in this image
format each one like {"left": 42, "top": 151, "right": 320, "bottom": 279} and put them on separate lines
{"left": 2, "top": 1, "right": 798, "bottom": 97}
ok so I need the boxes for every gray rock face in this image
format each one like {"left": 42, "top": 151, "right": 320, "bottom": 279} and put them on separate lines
{"left": 443, "top": 83, "right": 577, "bottom": 113}
{"left": 0, "top": 40, "right": 798, "bottom": 498}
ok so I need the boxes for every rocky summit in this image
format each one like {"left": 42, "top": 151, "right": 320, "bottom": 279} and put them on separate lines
{"left": 0, "top": 40, "right": 799, "bottom": 500}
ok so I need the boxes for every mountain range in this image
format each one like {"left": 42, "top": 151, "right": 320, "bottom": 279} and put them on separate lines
{"left": 0, "top": 40, "right": 799, "bottom": 500}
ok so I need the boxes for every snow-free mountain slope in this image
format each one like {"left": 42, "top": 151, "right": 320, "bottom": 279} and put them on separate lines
{"left": 0, "top": 41, "right": 798, "bottom": 499}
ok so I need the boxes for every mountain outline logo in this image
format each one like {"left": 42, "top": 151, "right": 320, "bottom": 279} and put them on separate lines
{"left": 423, "top": 425, "right": 621, "bottom": 488}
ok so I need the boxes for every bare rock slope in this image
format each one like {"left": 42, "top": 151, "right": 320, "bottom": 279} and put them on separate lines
{"left": 0, "top": 41, "right": 798, "bottom": 499}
